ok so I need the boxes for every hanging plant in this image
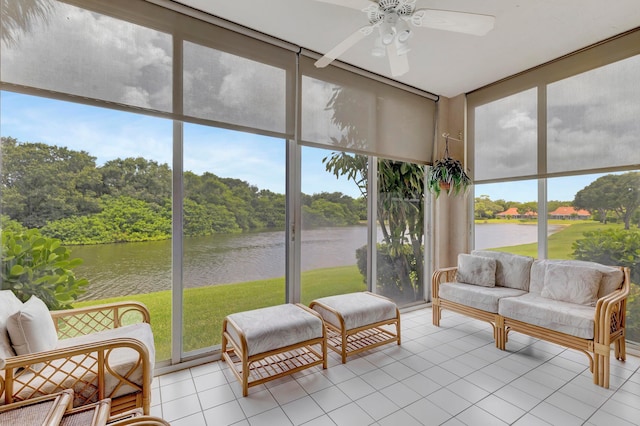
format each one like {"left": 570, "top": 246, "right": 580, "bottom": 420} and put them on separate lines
{"left": 427, "top": 135, "right": 472, "bottom": 198}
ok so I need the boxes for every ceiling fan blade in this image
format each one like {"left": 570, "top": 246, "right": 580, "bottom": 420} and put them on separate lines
{"left": 386, "top": 43, "right": 409, "bottom": 77}
{"left": 312, "top": 0, "right": 372, "bottom": 10}
{"left": 412, "top": 9, "right": 495, "bottom": 36}
{"left": 315, "top": 26, "right": 372, "bottom": 68}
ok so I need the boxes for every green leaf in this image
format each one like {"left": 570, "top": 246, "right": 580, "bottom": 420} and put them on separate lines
{"left": 10, "top": 264, "right": 25, "bottom": 276}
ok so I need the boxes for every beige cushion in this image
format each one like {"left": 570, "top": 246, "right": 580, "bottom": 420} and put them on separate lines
{"left": 472, "top": 250, "right": 534, "bottom": 291}
{"left": 595, "top": 264, "right": 625, "bottom": 298}
{"left": 56, "top": 322, "right": 155, "bottom": 400}
{"left": 7, "top": 323, "right": 155, "bottom": 405}
{"left": 311, "top": 292, "right": 398, "bottom": 331}
{"left": 541, "top": 263, "right": 602, "bottom": 306}
{"left": 0, "top": 290, "right": 23, "bottom": 368}
{"left": 499, "top": 293, "right": 595, "bottom": 339}
{"left": 529, "top": 259, "right": 623, "bottom": 299}
{"left": 529, "top": 260, "right": 547, "bottom": 294}
{"left": 226, "top": 304, "right": 324, "bottom": 357}
{"left": 6, "top": 296, "right": 58, "bottom": 356}
{"left": 455, "top": 254, "right": 496, "bottom": 287}
{"left": 439, "top": 282, "right": 526, "bottom": 313}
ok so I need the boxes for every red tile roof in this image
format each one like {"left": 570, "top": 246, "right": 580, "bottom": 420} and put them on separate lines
{"left": 549, "top": 206, "right": 590, "bottom": 216}
{"left": 496, "top": 207, "right": 519, "bottom": 216}
{"left": 496, "top": 207, "right": 537, "bottom": 217}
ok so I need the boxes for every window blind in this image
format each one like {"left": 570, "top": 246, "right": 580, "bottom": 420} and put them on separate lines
{"left": 299, "top": 56, "right": 436, "bottom": 164}
{"left": 468, "top": 27, "right": 640, "bottom": 183}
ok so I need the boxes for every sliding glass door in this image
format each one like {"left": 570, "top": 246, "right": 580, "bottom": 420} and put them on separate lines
{"left": 181, "top": 124, "right": 286, "bottom": 355}
{"left": 300, "top": 147, "right": 367, "bottom": 304}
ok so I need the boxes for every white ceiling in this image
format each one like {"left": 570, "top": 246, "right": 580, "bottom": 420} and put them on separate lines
{"left": 172, "top": 0, "right": 640, "bottom": 98}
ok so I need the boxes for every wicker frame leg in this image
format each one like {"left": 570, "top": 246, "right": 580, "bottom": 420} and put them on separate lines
{"left": 432, "top": 299, "right": 442, "bottom": 327}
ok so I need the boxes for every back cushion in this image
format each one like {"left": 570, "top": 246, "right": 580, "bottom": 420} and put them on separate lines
{"left": 7, "top": 295, "right": 58, "bottom": 356}
{"left": 529, "top": 259, "right": 624, "bottom": 298}
{"left": 541, "top": 263, "right": 602, "bottom": 306}
{"left": 471, "top": 250, "right": 534, "bottom": 291}
{"left": 592, "top": 263, "right": 625, "bottom": 298}
{"left": 0, "top": 290, "right": 23, "bottom": 368}
{"left": 529, "top": 260, "right": 547, "bottom": 294}
{"left": 456, "top": 254, "right": 497, "bottom": 287}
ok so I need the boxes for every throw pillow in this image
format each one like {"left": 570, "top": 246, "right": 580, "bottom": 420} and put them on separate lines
{"left": 6, "top": 295, "right": 58, "bottom": 356}
{"left": 541, "top": 263, "right": 602, "bottom": 306}
{"left": 456, "top": 254, "right": 497, "bottom": 287}
{"left": 471, "top": 250, "right": 534, "bottom": 291}
{"left": 0, "top": 290, "right": 23, "bottom": 368}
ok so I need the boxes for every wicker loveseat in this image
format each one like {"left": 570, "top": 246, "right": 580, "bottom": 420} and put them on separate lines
{"left": 0, "top": 292, "right": 155, "bottom": 415}
{"left": 432, "top": 250, "right": 630, "bottom": 388}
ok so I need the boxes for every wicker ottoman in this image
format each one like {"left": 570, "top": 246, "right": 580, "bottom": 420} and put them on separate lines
{"left": 221, "top": 303, "right": 327, "bottom": 396}
{"left": 309, "top": 291, "right": 401, "bottom": 363}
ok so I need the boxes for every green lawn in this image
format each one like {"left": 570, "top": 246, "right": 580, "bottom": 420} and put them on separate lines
{"left": 75, "top": 265, "right": 365, "bottom": 361}
{"left": 490, "top": 221, "right": 622, "bottom": 258}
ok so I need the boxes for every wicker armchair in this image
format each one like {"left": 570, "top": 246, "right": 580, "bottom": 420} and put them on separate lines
{"left": 0, "top": 301, "right": 155, "bottom": 415}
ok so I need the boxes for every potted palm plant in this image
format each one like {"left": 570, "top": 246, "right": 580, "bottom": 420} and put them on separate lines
{"left": 427, "top": 135, "right": 472, "bottom": 198}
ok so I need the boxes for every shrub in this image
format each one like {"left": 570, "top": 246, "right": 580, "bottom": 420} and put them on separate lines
{"left": 1, "top": 229, "right": 89, "bottom": 309}
{"left": 356, "top": 243, "right": 422, "bottom": 304}
{"left": 573, "top": 228, "right": 640, "bottom": 343}
{"left": 0, "top": 215, "right": 26, "bottom": 233}
{"left": 573, "top": 228, "right": 640, "bottom": 283}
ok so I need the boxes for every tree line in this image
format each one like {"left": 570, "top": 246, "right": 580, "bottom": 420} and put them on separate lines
{"left": 0, "top": 137, "right": 364, "bottom": 244}
{"left": 474, "top": 196, "right": 568, "bottom": 220}
{"left": 475, "top": 172, "right": 640, "bottom": 230}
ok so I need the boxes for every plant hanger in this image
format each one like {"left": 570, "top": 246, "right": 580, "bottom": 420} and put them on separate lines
{"left": 427, "top": 132, "right": 471, "bottom": 198}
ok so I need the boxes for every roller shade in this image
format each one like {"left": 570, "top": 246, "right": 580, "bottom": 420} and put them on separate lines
{"left": 468, "top": 28, "right": 640, "bottom": 183}
{"left": 299, "top": 56, "right": 436, "bottom": 164}
{"left": 1, "top": 0, "right": 296, "bottom": 139}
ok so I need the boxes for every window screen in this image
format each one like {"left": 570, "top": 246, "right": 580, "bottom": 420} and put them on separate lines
{"left": 300, "top": 56, "right": 436, "bottom": 164}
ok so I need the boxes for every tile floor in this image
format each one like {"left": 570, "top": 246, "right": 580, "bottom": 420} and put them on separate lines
{"left": 150, "top": 308, "right": 640, "bottom": 425}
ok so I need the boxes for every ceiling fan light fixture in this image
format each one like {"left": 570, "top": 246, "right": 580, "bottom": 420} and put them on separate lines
{"left": 379, "top": 21, "right": 395, "bottom": 45}
{"left": 395, "top": 18, "right": 411, "bottom": 42}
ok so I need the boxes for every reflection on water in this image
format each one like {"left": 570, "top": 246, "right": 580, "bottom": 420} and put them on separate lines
{"left": 475, "top": 223, "right": 562, "bottom": 250}
{"left": 73, "top": 223, "right": 559, "bottom": 300}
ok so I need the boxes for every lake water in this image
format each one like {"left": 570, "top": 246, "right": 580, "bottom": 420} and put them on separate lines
{"left": 73, "top": 226, "right": 370, "bottom": 300}
{"left": 73, "top": 223, "right": 559, "bottom": 300}
{"left": 475, "top": 223, "right": 562, "bottom": 250}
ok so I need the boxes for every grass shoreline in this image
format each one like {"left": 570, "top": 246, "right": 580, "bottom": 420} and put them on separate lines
{"left": 75, "top": 265, "right": 366, "bottom": 360}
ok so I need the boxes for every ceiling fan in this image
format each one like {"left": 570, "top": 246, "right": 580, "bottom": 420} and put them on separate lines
{"left": 314, "top": 0, "right": 495, "bottom": 76}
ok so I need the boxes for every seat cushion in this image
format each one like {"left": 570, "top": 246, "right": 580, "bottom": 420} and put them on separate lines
{"left": 6, "top": 323, "right": 155, "bottom": 406}
{"left": 499, "top": 293, "right": 595, "bottom": 339}
{"left": 438, "top": 282, "right": 526, "bottom": 313}
{"left": 225, "top": 304, "right": 324, "bottom": 357}
{"left": 471, "top": 250, "right": 534, "bottom": 291}
{"left": 57, "top": 323, "right": 154, "bottom": 401}
{"left": 311, "top": 292, "right": 397, "bottom": 331}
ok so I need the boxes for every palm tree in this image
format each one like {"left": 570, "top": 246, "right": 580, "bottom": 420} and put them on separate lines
{"left": 1, "top": 0, "right": 53, "bottom": 47}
